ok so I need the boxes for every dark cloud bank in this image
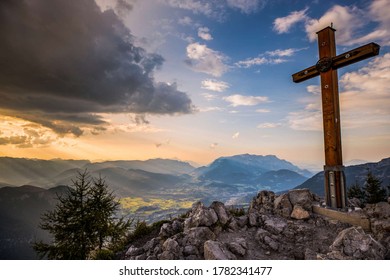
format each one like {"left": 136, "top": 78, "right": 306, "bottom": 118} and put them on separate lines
{"left": 0, "top": 0, "right": 194, "bottom": 136}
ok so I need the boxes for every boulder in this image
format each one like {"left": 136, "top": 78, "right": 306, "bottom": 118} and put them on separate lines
{"left": 248, "top": 212, "right": 260, "bottom": 227}
{"left": 365, "top": 202, "right": 390, "bottom": 219}
{"left": 290, "top": 205, "right": 310, "bottom": 220}
{"left": 249, "top": 190, "right": 275, "bottom": 213}
{"left": 264, "top": 216, "right": 287, "bottom": 235}
{"left": 329, "top": 227, "right": 386, "bottom": 259}
{"left": 255, "top": 228, "right": 270, "bottom": 243}
{"left": 184, "top": 202, "right": 218, "bottom": 230}
{"left": 126, "top": 245, "right": 144, "bottom": 257}
{"left": 288, "top": 189, "right": 314, "bottom": 211}
{"left": 227, "top": 238, "right": 247, "bottom": 256}
{"left": 203, "top": 240, "right": 236, "bottom": 260}
{"left": 370, "top": 219, "right": 390, "bottom": 241}
{"left": 210, "top": 201, "right": 230, "bottom": 225}
{"left": 274, "top": 193, "right": 292, "bottom": 218}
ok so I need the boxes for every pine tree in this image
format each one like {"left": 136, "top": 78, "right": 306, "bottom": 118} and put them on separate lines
{"left": 347, "top": 180, "right": 364, "bottom": 200}
{"left": 363, "top": 170, "right": 387, "bottom": 204}
{"left": 33, "top": 170, "right": 131, "bottom": 259}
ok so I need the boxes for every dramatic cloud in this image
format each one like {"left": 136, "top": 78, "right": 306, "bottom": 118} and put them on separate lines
{"left": 0, "top": 116, "right": 58, "bottom": 148}
{"left": 186, "top": 42, "right": 229, "bottom": 77}
{"left": 201, "top": 79, "right": 230, "bottom": 92}
{"left": 223, "top": 94, "right": 269, "bottom": 107}
{"left": 0, "top": 0, "right": 194, "bottom": 137}
{"left": 198, "top": 27, "right": 213, "bottom": 41}
{"left": 236, "top": 48, "right": 304, "bottom": 68}
{"left": 226, "top": 0, "right": 266, "bottom": 14}
{"left": 273, "top": 8, "right": 308, "bottom": 34}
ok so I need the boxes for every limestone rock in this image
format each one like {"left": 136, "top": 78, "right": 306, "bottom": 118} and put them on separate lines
{"left": 248, "top": 212, "right": 259, "bottom": 227}
{"left": 365, "top": 202, "right": 390, "bottom": 219}
{"left": 288, "top": 189, "right": 313, "bottom": 211}
{"left": 264, "top": 236, "right": 279, "bottom": 251}
{"left": 255, "top": 228, "right": 270, "bottom": 243}
{"left": 126, "top": 245, "right": 144, "bottom": 257}
{"left": 204, "top": 240, "right": 236, "bottom": 260}
{"left": 290, "top": 205, "right": 310, "bottom": 220}
{"left": 264, "top": 216, "right": 287, "bottom": 235}
{"left": 274, "top": 193, "right": 292, "bottom": 218}
{"left": 249, "top": 190, "right": 275, "bottom": 213}
{"left": 227, "top": 238, "right": 247, "bottom": 256}
{"left": 370, "top": 219, "right": 390, "bottom": 241}
{"left": 237, "top": 215, "right": 248, "bottom": 227}
{"left": 329, "top": 227, "right": 386, "bottom": 259}
{"left": 210, "top": 201, "right": 230, "bottom": 225}
{"left": 184, "top": 202, "right": 218, "bottom": 230}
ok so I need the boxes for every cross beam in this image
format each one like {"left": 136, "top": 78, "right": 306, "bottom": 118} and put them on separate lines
{"left": 292, "top": 27, "right": 380, "bottom": 209}
{"left": 292, "top": 42, "right": 380, "bottom": 83}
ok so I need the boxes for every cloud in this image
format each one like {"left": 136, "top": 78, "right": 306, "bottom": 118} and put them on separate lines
{"left": 339, "top": 53, "right": 390, "bottom": 128}
{"left": 0, "top": 116, "right": 57, "bottom": 148}
{"left": 185, "top": 42, "right": 229, "bottom": 77}
{"left": 306, "top": 85, "right": 321, "bottom": 95}
{"left": 266, "top": 48, "right": 306, "bottom": 57}
{"left": 0, "top": 0, "right": 194, "bottom": 137}
{"left": 256, "top": 109, "right": 271, "bottom": 113}
{"left": 223, "top": 94, "right": 269, "bottom": 107}
{"left": 305, "top": 5, "right": 364, "bottom": 45}
{"left": 178, "top": 16, "right": 193, "bottom": 26}
{"left": 273, "top": 8, "right": 308, "bottom": 34}
{"left": 161, "top": 0, "right": 219, "bottom": 18}
{"left": 201, "top": 93, "right": 217, "bottom": 101}
{"left": 288, "top": 53, "right": 390, "bottom": 131}
{"left": 257, "top": 122, "right": 282, "bottom": 129}
{"left": 201, "top": 79, "right": 230, "bottom": 92}
{"left": 199, "top": 107, "right": 224, "bottom": 112}
{"left": 226, "top": 0, "right": 266, "bottom": 14}
{"left": 198, "top": 27, "right": 213, "bottom": 41}
{"left": 232, "top": 132, "right": 240, "bottom": 139}
{"left": 155, "top": 139, "right": 171, "bottom": 148}
{"left": 236, "top": 47, "right": 304, "bottom": 68}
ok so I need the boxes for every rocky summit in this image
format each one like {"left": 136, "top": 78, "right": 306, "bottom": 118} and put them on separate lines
{"left": 122, "top": 189, "right": 390, "bottom": 260}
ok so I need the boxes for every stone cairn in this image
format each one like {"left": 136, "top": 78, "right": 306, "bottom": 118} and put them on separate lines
{"left": 124, "top": 189, "right": 389, "bottom": 260}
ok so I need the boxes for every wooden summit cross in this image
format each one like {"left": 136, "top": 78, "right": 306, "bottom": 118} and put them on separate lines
{"left": 292, "top": 26, "right": 380, "bottom": 209}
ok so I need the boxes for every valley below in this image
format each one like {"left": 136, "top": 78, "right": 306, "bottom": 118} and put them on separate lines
{"left": 0, "top": 154, "right": 389, "bottom": 259}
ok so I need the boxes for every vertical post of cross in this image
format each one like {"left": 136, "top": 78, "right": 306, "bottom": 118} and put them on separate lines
{"left": 317, "top": 27, "right": 346, "bottom": 208}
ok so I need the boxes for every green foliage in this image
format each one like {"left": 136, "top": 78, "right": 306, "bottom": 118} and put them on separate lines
{"left": 348, "top": 171, "right": 388, "bottom": 205}
{"left": 33, "top": 170, "right": 131, "bottom": 260}
{"left": 92, "top": 249, "right": 115, "bottom": 260}
{"left": 229, "top": 207, "right": 246, "bottom": 217}
{"left": 347, "top": 181, "right": 364, "bottom": 200}
{"left": 363, "top": 171, "right": 387, "bottom": 204}
{"left": 126, "top": 219, "right": 169, "bottom": 244}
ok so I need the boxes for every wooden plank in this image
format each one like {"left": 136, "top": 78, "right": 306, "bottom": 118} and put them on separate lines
{"left": 292, "top": 43, "right": 380, "bottom": 83}
{"left": 332, "top": 43, "right": 380, "bottom": 70}
{"left": 312, "top": 205, "right": 371, "bottom": 231}
{"left": 292, "top": 65, "right": 318, "bottom": 83}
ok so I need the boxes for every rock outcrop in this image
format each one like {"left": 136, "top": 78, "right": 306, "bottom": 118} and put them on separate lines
{"left": 123, "top": 189, "right": 389, "bottom": 260}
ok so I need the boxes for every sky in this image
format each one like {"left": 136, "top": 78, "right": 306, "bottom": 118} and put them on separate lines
{"left": 0, "top": 0, "right": 389, "bottom": 170}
